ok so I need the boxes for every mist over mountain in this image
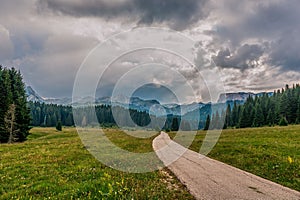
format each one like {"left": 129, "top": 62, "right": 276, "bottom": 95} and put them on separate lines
{"left": 25, "top": 86, "right": 272, "bottom": 117}
{"left": 218, "top": 92, "right": 273, "bottom": 103}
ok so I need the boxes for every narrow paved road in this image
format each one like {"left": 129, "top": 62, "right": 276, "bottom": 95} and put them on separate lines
{"left": 153, "top": 132, "right": 300, "bottom": 200}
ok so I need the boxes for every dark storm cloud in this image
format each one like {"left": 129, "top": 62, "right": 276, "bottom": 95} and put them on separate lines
{"left": 37, "top": 0, "right": 134, "bottom": 18}
{"left": 213, "top": 1, "right": 300, "bottom": 44}
{"left": 2, "top": 0, "right": 300, "bottom": 99}
{"left": 37, "top": 0, "right": 209, "bottom": 30}
{"left": 269, "top": 30, "right": 300, "bottom": 72}
{"left": 211, "top": 0, "right": 300, "bottom": 72}
{"left": 212, "top": 44, "right": 264, "bottom": 70}
{"left": 135, "top": 0, "right": 208, "bottom": 30}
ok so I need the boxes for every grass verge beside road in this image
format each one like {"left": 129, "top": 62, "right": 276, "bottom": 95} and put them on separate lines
{"left": 0, "top": 127, "right": 194, "bottom": 200}
{"left": 170, "top": 125, "right": 300, "bottom": 192}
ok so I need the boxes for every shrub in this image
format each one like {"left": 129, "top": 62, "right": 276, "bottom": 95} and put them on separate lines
{"left": 279, "top": 117, "right": 288, "bottom": 126}
{"left": 56, "top": 121, "right": 62, "bottom": 131}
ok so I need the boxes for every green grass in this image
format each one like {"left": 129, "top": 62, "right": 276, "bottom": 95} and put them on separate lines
{"left": 0, "top": 127, "right": 194, "bottom": 200}
{"left": 2, "top": 125, "right": 299, "bottom": 199}
{"left": 170, "top": 125, "right": 300, "bottom": 191}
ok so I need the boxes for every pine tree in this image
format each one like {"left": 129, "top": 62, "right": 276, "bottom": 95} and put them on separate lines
{"left": 297, "top": 98, "right": 300, "bottom": 124}
{"left": 214, "top": 111, "right": 221, "bottom": 129}
{"left": 279, "top": 116, "right": 288, "bottom": 126}
{"left": 239, "top": 107, "right": 247, "bottom": 128}
{"left": 56, "top": 120, "right": 62, "bottom": 131}
{"left": 231, "top": 101, "right": 239, "bottom": 127}
{"left": 280, "top": 92, "right": 288, "bottom": 120}
{"left": 225, "top": 104, "right": 232, "bottom": 127}
{"left": 204, "top": 115, "right": 210, "bottom": 130}
{"left": 9, "top": 68, "right": 30, "bottom": 141}
{"left": 266, "top": 108, "right": 275, "bottom": 126}
{"left": 171, "top": 117, "right": 179, "bottom": 131}
{"left": 0, "top": 67, "right": 30, "bottom": 143}
{"left": 253, "top": 104, "right": 264, "bottom": 127}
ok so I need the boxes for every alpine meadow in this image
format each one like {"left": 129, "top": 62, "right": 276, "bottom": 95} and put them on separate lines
{"left": 1, "top": 0, "right": 300, "bottom": 199}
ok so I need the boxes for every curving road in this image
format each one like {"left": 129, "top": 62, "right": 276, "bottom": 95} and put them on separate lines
{"left": 153, "top": 132, "right": 300, "bottom": 200}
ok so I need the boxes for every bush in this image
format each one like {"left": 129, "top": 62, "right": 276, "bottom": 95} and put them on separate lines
{"left": 56, "top": 121, "right": 62, "bottom": 131}
{"left": 279, "top": 117, "right": 288, "bottom": 126}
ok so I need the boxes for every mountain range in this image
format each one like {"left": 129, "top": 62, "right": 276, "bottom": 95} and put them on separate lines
{"left": 26, "top": 86, "right": 272, "bottom": 117}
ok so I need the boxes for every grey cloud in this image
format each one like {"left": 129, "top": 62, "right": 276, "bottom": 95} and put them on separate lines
{"left": 213, "top": 1, "right": 300, "bottom": 44}
{"left": 2, "top": 0, "right": 300, "bottom": 99}
{"left": 37, "top": 0, "right": 209, "bottom": 30}
{"left": 0, "top": 27, "right": 14, "bottom": 61}
{"left": 22, "top": 34, "right": 98, "bottom": 98}
{"left": 269, "top": 30, "right": 300, "bottom": 71}
{"left": 212, "top": 44, "right": 264, "bottom": 70}
{"left": 37, "top": 0, "right": 134, "bottom": 18}
{"left": 9, "top": 25, "right": 50, "bottom": 59}
{"left": 135, "top": 0, "right": 209, "bottom": 30}
{"left": 210, "top": 0, "right": 300, "bottom": 72}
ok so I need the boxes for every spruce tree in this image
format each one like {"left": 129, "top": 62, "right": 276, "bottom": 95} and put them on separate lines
{"left": 204, "top": 115, "right": 210, "bottom": 130}
{"left": 279, "top": 117, "right": 288, "bottom": 126}
{"left": 231, "top": 101, "right": 239, "bottom": 127}
{"left": 0, "top": 67, "right": 30, "bottom": 143}
{"left": 225, "top": 104, "right": 232, "bottom": 127}
{"left": 171, "top": 117, "right": 179, "bottom": 131}
{"left": 253, "top": 104, "right": 264, "bottom": 127}
{"left": 56, "top": 120, "right": 62, "bottom": 131}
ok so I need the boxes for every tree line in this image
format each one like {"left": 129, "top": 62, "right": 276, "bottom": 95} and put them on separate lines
{"left": 4, "top": 63, "right": 298, "bottom": 144}
{"left": 28, "top": 102, "right": 74, "bottom": 127}
{"left": 206, "top": 84, "right": 300, "bottom": 129}
{"left": 29, "top": 102, "right": 189, "bottom": 131}
{"left": 0, "top": 67, "right": 30, "bottom": 143}
{"left": 29, "top": 102, "right": 154, "bottom": 128}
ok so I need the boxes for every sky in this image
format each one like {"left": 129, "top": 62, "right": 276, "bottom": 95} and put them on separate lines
{"left": 1, "top": 0, "right": 300, "bottom": 103}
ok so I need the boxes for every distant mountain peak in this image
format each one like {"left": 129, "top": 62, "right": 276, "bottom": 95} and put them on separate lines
{"left": 218, "top": 92, "right": 273, "bottom": 103}
{"left": 26, "top": 86, "right": 44, "bottom": 103}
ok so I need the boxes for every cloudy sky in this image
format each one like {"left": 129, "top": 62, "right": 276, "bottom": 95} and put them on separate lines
{"left": 1, "top": 0, "right": 300, "bottom": 103}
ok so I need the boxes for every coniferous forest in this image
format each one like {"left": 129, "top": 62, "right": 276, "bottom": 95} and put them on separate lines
{"left": 29, "top": 102, "right": 183, "bottom": 131}
{"left": 2, "top": 63, "right": 300, "bottom": 144}
{"left": 28, "top": 83, "right": 300, "bottom": 131}
{"left": 208, "top": 84, "right": 300, "bottom": 129}
{"left": 0, "top": 66, "right": 30, "bottom": 143}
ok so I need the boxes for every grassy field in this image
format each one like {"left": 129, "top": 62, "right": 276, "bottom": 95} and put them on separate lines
{"left": 1, "top": 126, "right": 299, "bottom": 199}
{"left": 0, "top": 127, "right": 194, "bottom": 200}
{"left": 170, "top": 125, "right": 300, "bottom": 191}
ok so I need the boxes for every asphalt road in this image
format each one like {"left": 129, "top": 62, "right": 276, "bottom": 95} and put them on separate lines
{"left": 153, "top": 132, "right": 300, "bottom": 200}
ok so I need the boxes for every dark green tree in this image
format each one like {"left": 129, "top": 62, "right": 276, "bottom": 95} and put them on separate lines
{"left": 0, "top": 67, "right": 30, "bottom": 143}
{"left": 279, "top": 117, "right": 288, "bottom": 126}
{"left": 225, "top": 104, "right": 232, "bottom": 127}
{"left": 171, "top": 117, "right": 179, "bottom": 131}
{"left": 204, "top": 115, "right": 210, "bottom": 130}
{"left": 253, "top": 104, "right": 264, "bottom": 127}
{"left": 56, "top": 120, "right": 62, "bottom": 131}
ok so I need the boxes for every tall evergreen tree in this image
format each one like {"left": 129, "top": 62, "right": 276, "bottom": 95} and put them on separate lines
{"left": 56, "top": 120, "right": 62, "bottom": 131}
{"left": 225, "top": 104, "right": 232, "bottom": 128}
{"left": 253, "top": 104, "right": 264, "bottom": 127}
{"left": 0, "top": 67, "right": 30, "bottom": 143}
{"left": 204, "top": 115, "right": 210, "bottom": 130}
{"left": 171, "top": 117, "right": 179, "bottom": 131}
{"left": 231, "top": 101, "right": 240, "bottom": 127}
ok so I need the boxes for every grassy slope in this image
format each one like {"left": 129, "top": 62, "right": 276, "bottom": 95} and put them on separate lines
{"left": 0, "top": 127, "right": 194, "bottom": 200}
{"left": 171, "top": 125, "right": 300, "bottom": 191}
